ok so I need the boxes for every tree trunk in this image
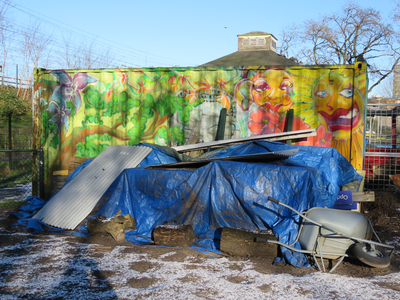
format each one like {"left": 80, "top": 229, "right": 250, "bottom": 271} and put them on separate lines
{"left": 153, "top": 225, "right": 195, "bottom": 248}
{"left": 220, "top": 227, "right": 278, "bottom": 257}
{"left": 87, "top": 211, "right": 135, "bottom": 242}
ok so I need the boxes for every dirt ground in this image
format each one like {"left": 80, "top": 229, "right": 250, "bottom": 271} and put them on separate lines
{"left": 0, "top": 189, "right": 399, "bottom": 277}
{"left": 0, "top": 190, "right": 399, "bottom": 298}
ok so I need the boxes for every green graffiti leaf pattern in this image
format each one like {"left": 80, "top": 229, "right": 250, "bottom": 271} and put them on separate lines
{"left": 75, "top": 133, "right": 109, "bottom": 157}
{"left": 84, "top": 87, "right": 105, "bottom": 110}
{"left": 169, "top": 126, "right": 184, "bottom": 145}
{"left": 41, "top": 110, "right": 60, "bottom": 148}
{"left": 155, "top": 127, "right": 169, "bottom": 144}
{"left": 39, "top": 69, "right": 234, "bottom": 153}
{"left": 140, "top": 94, "right": 155, "bottom": 119}
{"left": 50, "top": 135, "right": 60, "bottom": 149}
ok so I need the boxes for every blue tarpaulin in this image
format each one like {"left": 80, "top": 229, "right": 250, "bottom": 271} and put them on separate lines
{"left": 12, "top": 141, "right": 361, "bottom": 268}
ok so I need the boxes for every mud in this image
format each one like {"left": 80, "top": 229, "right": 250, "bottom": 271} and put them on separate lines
{"left": 0, "top": 188, "right": 399, "bottom": 283}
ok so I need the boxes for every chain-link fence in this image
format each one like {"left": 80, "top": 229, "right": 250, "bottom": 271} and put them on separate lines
{"left": 0, "top": 128, "right": 34, "bottom": 150}
{"left": 0, "top": 149, "right": 43, "bottom": 206}
{"left": 364, "top": 104, "right": 400, "bottom": 190}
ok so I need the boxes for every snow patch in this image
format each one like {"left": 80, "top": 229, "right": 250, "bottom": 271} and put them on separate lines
{"left": 0, "top": 234, "right": 399, "bottom": 299}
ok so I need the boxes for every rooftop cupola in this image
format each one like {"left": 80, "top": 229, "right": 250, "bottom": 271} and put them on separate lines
{"left": 237, "top": 31, "right": 277, "bottom": 53}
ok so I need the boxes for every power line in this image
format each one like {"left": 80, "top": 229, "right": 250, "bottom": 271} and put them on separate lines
{"left": 1, "top": 22, "right": 162, "bottom": 67}
{"left": 0, "top": 24, "right": 143, "bottom": 67}
{"left": 4, "top": 1, "right": 193, "bottom": 67}
{"left": 0, "top": 22, "right": 179, "bottom": 69}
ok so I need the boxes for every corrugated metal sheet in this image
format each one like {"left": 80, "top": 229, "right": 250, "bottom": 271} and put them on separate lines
{"left": 146, "top": 149, "right": 299, "bottom": 169}
{"left": 33, "top": 145, "right": 152, "bottom": 230}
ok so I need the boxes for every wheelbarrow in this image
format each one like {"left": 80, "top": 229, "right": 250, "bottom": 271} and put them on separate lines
{"left": 255, "top": 196, "right": 395, "bottom": 272}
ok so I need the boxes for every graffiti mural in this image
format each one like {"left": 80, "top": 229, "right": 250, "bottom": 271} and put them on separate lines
{"left": 33, "top": 63, "right": 367, "bottom": 195}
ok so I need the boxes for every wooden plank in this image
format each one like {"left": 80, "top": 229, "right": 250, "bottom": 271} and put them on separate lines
{"left": 352, "top": 191, "right": 375, "bottom": 202}
{"left": 172, "top": 128, "right": 316, "bottom": 153}
{"left": 53, "top": 170, "right": 68, "bottom": 176}
{"left": 91, "top": 245, "right": 112, "bottom": 252}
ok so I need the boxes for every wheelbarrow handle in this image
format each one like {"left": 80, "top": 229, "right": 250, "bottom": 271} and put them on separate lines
{"left": 265, "top": 196, "right": 323, "bottom": 228}
{"left": 267, "top": 196, "right": 280, "bottom": 204}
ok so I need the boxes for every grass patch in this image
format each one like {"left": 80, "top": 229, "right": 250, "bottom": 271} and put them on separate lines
{"left": 0, "top": 115, "right": 32, "bottom": 128}
{"left": 0, "top": 200, "right": 26, "bottom": 208}
{"left": 0, "top": 129, "right": 33, "bottom": 150}
{"left": 0, "top": 159, "right": 33, "bottom": 188}
{"left": 0, "top": 115, "right": 33, "bottom": 149}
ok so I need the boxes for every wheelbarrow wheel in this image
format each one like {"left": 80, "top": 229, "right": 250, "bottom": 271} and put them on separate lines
{"left": 353, "top": 243, "right": 391, "bottom": 268}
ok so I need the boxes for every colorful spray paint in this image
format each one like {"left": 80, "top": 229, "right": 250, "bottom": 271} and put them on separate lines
{"left": 33, "top": 63, "right": 367, "bottom": 195}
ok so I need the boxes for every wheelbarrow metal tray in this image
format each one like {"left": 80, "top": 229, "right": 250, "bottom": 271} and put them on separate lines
{"left": 299, "top": 208, "right": 373, "bottom": 259}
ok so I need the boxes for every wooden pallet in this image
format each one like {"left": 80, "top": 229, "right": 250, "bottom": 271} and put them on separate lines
{"left": 352, "top": 191, "right": 375, "bottom": 203}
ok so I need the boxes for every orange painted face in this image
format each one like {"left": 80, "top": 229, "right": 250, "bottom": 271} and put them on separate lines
{"left": 313, "top": 72, "right": 364, "bottom": 139}
{"left": 251, "top": 69, "right": 294, "bottom": 114}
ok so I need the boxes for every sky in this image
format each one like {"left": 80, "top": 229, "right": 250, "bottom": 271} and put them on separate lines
{"left": 5, "top": 0, "right": 400, "bottom": 93}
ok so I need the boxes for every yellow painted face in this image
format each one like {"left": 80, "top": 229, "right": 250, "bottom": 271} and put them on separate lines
{"left": 251, "top": 69, "right": 294, "bottom": 114}
{"left": 313, "top": 72, "right": 364, "bottom": 139}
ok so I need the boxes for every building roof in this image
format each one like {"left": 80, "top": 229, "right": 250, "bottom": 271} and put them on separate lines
{"left": 237, "top": 31, "right": 277, "bottom": 39}
{"left": 200, "top": 50, "right": 298, "bottom": 67}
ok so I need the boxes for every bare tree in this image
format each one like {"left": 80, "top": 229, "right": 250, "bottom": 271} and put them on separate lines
{"left": 81, "top": 38, "right": 114, "bottom": 69}
{"left": 58, "top": 34, "right": 114, "bottom": 69}
{"left": 0, "top": 0, "right": 14, "bottom": 85}
{"left": 19, "top": 21, "right": 53, "bottom": 98}
{"left": 279, "top": 24, "right": 299, "bottom": 59}
{"left": 376, "top": 74, "right": 395, "bottom": 98}
{"left": 280, "top": 2, "right": 400, "bottom": 92}
{"left": 59, "top": 34, "right": 81, "bottom": 69}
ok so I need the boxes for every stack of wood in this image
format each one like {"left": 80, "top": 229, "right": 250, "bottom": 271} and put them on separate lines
{"left": 68, "top": 157, "right": 90, "bottom": 174}
{"left": 153, "top": 225, "right": 195, "bottom": 247}
{"left": 152, "top": 225, "right": 279, "bottom": 257}
{"left": 87, "top": 210, "right": 135, "bottom": 242}
{"left": 51, "top": 170, "right": 69, "bottom": 196}
{"left": 185, "top": 130, "right": 202, "bottom": 158}
{"left": 51, "top": 156, "right": 91, "bottom": 196}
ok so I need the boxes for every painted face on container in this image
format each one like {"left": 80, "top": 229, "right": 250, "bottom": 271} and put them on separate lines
{"left": 251, "top": 69, "right": 294, "bottom": 114}
{"left": 313, "top": 72, "right": 364, "bottom": 139}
